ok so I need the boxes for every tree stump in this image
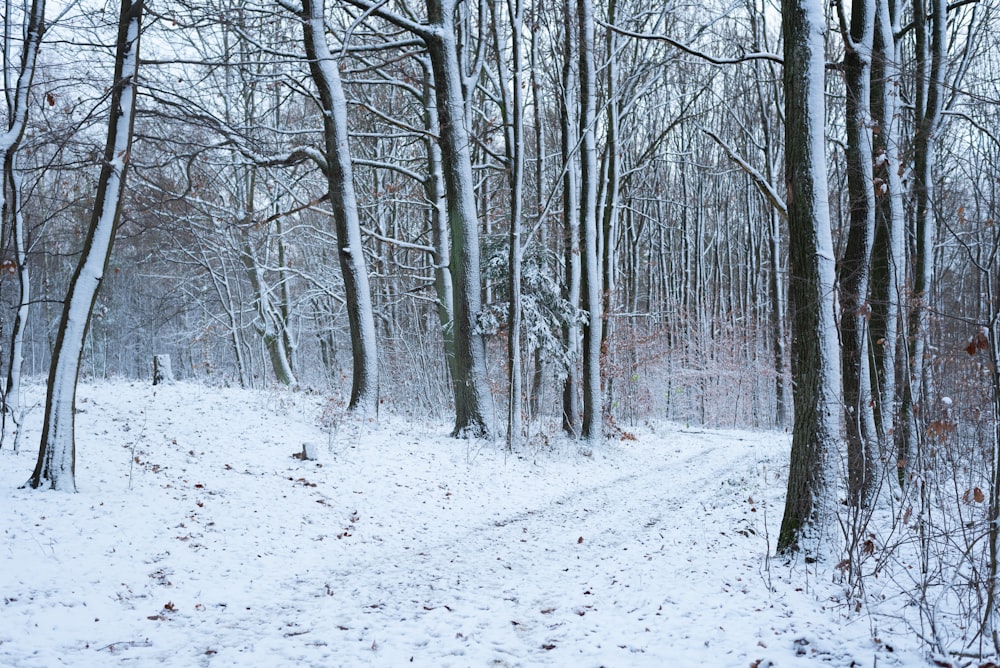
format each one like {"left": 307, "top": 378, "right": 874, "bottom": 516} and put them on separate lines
{"left": 153, "top": 354, "right": 175, "bottom": 385}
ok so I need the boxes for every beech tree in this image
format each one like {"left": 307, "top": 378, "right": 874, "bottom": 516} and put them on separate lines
{"left": 339, "top": 0, "right": 495, "bottom": 436}
{"left": 776, "top": 0, "right": 842, "bottom": 553}
{"left": 293, "top": 0, "right": 380, "bottom": 412}
{"left": 577, "top": 0, "right": 601, "bottom": 439}
{"left": 27, "top": 0, "right": 143, "bottom": 490}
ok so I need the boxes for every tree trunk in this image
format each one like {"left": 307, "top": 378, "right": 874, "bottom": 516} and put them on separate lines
{"left": 491, "top": 0, "right": 526, "bottom": 450}
{"left": 900, "top": 0, "right": 946, "bottom": 476}
{"left": 578, "top": 0, "right": 602, "bottom": 440}
{"left": 869, "top": 0, "right": 904, "bottom": 470}
{"left": 838, "top": 0, "right": 879, "bottom": 507}
{"left": 0, "top": 0, "right": 44, "bottom": 451}
{"left": 421, "top": 59, "right": 459, "bottom": 391}
{"left": 776, "top": 0, "right": 842, "bottom": 554}
{"left": 300, "top": 0, "right": 380, "bottom": 412}
{"left": 28, "top": 0, "right": 143, "bottom": 491}
{"left": 425, "top": 0, "right": 495, "bottom": 438}
{"left": 153, "top": 354, "right": 175, "bottom": 385}
{"left": 240, "top": 240, "right": 298, "bottom": 387}
{"left": 560, "top": 0, "right": 581, "bottom": 437}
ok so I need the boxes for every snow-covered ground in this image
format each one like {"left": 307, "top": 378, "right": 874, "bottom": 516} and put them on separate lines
{"left": 1, "top": 381, "right": 928, "bottom": 666}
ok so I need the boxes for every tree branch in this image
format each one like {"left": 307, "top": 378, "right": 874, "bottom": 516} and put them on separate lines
{"left": 700, "top": 126, "right": 787, "bottom": 220}
{"left": 598, "top": 19, "right": 782, "bottom": 66}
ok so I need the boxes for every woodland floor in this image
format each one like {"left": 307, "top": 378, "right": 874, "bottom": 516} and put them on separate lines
{"left": 1, "top": 380, "right": 930, "bottom": 666}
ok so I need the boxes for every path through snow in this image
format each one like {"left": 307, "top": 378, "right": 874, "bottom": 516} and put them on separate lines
{"left": 1, "top": 381, "right": 924, "bottom": 666}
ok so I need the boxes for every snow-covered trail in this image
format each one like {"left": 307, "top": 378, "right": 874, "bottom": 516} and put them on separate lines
{"left": 339, "top": 438, "right": 749, "bottom": 664}
{"left": 0, "top": 382, "right": 920, "bottom": 667}
{"left": 318, "top": 431, "right": 851, "bottom": 667}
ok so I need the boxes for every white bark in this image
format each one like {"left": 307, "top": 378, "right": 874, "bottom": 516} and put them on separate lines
{"left": 28, "top": 0, "right": 142, "bottom": 491}
{"left": 299, "top": 0, "right": 379, "bottom": 412}
{"left": 578, "top": 0, "right": 602, "bottom": 440}
{"left": 870, "top": 0, "right": 904, "bottom": 459}
{"left": 1, "top": 0, "right": 45, "bottom": 451}
{"left": 560, "top": 0, "right": 581, "bottom": 437}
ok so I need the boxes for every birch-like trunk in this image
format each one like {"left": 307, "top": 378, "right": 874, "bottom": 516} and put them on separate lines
{"left": 2, "top": 159, "right": 28, "bottom": 452}
{"left": 28, "top": 0, "right": 142, "bottom": 491}
{"left": 560, "top": 0, "right": 581, "bottom": 437}
{"left": 0, "top": 0, "right": 44, "bottom": 451}
{"left": 578, "top": 0, "right": 602, "bottom": 440}
{"left": 869, "top": 0, "right": 904, "bottom": 469}
{"left": 299, "top": 0, "right": 379, "bottom": 412}
{"left": 491, "top": 0, "right": 525, "bottom": 450}
{"left": 900, "top": 0, "right": 946, "bottom": 475}
{"left": 777, "top": 0, "right": 843, "bottom": 554}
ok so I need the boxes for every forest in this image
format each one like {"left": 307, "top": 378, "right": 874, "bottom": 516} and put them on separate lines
{"left": 1, "top": 0, "right": 999, "bottom": 661}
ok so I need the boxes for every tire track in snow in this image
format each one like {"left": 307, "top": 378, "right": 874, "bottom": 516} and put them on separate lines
{"left": 320, "top": 434, "right": 778, "bottom": 666}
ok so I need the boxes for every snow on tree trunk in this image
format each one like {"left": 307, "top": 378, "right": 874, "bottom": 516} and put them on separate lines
{"left": 240, "top": 242, "right": 298, "bottom": 387}
{"left": 560, "top": 0, "right": 581, "bottom": 438}
{"left": 153, "top": 355, "right": 175, "bottom": 386}
{"left": 776, "top": 0, "right": 843, "bottom": 554}
{"left": 578, "top": 0, "right": 602, "bottom": 441}
{"left": 900, "top": 0, "right": 946, "bottom": 478}
{"left": 1, "top": 0, "right": 45, "bottom": 452}
{"left": 490, "top": 0, "right": 526, "bottom": 450}
{"left": 27, "top": 0, "right": 142, "bottom": 491}
{"left": 3, "top": 163, "right": 30, "bottom": 454}
{"left": 869, "top": 0, "right": 905, "bottom": 473}
{"left": 425, "top": 0, "right": 495, "bottom": 439}
{"left": 299, "top": 0, "right": 379, "bottom": 413}
{"left": 421, "top": 60, "right": 459, "bottom": 390}
{"left": 838, "top": 0, "right": 878, "bottom": 507}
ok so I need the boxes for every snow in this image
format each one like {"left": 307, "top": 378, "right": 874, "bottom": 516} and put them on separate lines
{"left": 1, "top": 380, "right": 929, "bottom": 666}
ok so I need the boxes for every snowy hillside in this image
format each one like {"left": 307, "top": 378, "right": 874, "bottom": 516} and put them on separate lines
{"left": 2, "top": 381, "right": 926, "bottom": 666}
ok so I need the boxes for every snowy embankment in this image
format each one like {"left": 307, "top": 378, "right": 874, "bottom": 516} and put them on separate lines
{"left": 2, "top": 381, "right": 924, "bottom": 666}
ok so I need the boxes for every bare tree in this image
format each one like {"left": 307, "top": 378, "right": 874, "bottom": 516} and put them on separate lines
{"left": 293, "top": 0, "right": 380, "bottom": 412}
{"left": 560, "top": 0, "right": 581, "bottom": 437}
{"left": 27, "top": 0, "right": 143, "bottom": 490}
{"left": 776, "top": 0, "right": 842, "bottom": 554}
{"left": 835, "top": 0, "right": 879, "bottom": 506}
{"left": 868, "top": 0, "right": 905, "bottom": 470}
{"left": 577, "top": 0, "right": 601, "bottom": 440}
{"left": 0, "top": 0, "right": 45, "bottom": 451}
{"left": 899, "top": 0, "right": 947, "bottom": 476}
